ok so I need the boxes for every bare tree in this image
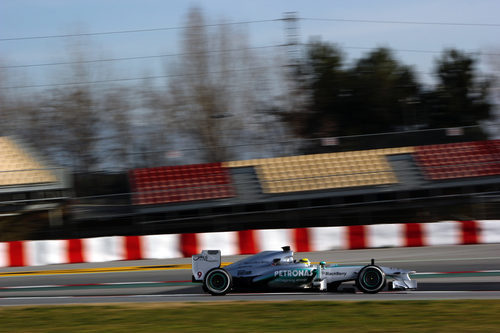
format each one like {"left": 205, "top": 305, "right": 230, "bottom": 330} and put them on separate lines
{"left": 0, "top": 65, "right": 14, "bottom": 136}
{"left": 0, "top": 66, "right": 49, "bottom": 148}
{"left": 162, "top": 7, "right": 287, "bottom": 163}
{"left": 136, "top": 75, "right": 174, "bottom": 167}
{"left": 46, "top": 37, "right": 149, "bottom": 171}
{"left": 95, "top": 86, "right": 134, "bottom": 170}
{"left": 1, "top": 9, "right": 295, "bottom": 171}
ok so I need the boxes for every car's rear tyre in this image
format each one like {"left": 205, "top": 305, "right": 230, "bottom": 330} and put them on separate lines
{"left": 203, "top": 268, "right": 232, "bottom": 296}
{"left": 356, "top": 265, "right": 386, "bottom": 294}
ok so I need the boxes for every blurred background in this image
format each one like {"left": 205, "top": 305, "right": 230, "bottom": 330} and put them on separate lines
{"left": 1, "top": 1, "right": 500, "bottom": 241}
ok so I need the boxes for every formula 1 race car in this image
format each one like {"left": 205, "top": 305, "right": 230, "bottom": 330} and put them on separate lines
{"left": 192, "top": 246, "right": 417, "bottom": 295}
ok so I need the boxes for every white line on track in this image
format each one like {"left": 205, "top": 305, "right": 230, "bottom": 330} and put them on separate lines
{"left": 0, "top": 290, "right": 492, "bottom": 299}
{"left": 337, "top": 257, "right": 500, "bottom": 264}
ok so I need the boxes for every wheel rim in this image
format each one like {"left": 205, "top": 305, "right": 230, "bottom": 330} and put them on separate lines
{"left": 362, "top": 268, "right": 381, "bottom": 289}
{"left": 208, "top": 272, "right": 228, "bottom": 291}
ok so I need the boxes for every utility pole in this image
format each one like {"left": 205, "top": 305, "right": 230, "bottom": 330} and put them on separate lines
{"left": 283, "top": 12, "right": 300, "bottom": 70}
{"left": 281, "top": 12, "right": 306, "bottom": 155}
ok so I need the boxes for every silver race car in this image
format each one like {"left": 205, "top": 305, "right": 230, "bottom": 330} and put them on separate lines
{"left": 192, "top": 246, "right": 417, "bottom": 295}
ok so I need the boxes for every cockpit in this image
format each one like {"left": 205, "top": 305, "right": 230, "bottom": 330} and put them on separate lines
{"left": 272, "top": 255, "right": 295, "bottom": 265}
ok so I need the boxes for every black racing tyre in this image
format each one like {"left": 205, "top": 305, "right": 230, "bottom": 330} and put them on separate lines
{"left": 203, "top": 268, "right": 232, "bottom": 296}
{"left": 356, "top": 265, "right": 386, "bottom": 294}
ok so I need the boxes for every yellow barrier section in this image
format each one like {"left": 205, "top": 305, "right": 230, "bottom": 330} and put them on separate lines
{"left": 0, "top": 137, "right": 57, "bottom": 186}
{"left": 224, "top": 147, "right": 415, "bottom": 193}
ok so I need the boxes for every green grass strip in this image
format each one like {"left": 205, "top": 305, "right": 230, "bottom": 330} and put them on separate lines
{"left": 1, "top": 300, "right": 500, "bottom": 332}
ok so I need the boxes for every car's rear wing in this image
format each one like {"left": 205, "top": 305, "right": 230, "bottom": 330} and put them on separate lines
{"left": 192, "top": 250, "right": 221, "bottom": 282}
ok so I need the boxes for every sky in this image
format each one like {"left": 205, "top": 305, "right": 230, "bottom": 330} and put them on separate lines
{"left": 1, "top": 0, "right": 500, "bottom": 90}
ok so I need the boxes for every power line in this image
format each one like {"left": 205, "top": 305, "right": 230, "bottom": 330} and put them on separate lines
{"left": 2, "top": 16, "right": 500, "bottom": 42}
{"left": 4, "top": 47, "right": 496, "bottom": 89}
{"left": 300, "top": 17, "right": 500, "bottom": 27}
{"left": 0, "top": 45, "right": 283, "bottom": 69}
{"left": 1, "top": 67, "right": 446, "bottom": 90}
{"left": 342, "top": 46, "right": 500, "bottom": 57}
{"left": 0, "top": 19, "right": 281, "bottom": 42}
{"left": 5, "top": 43, "right": 500, "bottom": 70}
{"left": 342, "top": 46, "right": 448, "bottom": 55}
{"left": 0, "top": 66, "right": 274, "bottom": 90}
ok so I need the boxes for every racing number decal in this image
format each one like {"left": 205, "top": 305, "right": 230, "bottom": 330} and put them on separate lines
{"left": 197, "top": 271, "right": 203, "bottom": 278}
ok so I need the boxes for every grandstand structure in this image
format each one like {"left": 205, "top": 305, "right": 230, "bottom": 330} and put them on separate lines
{"left": 113, "top": 139, "right": 500, "bottom": 236}
{"left": 5, "top": 130, "right": 500, "bottom": 240}
{"left": 0, "top": 136, "right": 70, "bottom": 230}
{"left": 130, "top": 163, "right": 234, "bottom": 205}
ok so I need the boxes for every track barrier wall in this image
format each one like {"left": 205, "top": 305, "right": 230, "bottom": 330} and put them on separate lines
{"left": 1, "top": 220, "right": 500, "bottom": 267}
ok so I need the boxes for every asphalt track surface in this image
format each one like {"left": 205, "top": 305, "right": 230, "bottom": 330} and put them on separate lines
{"left": 1, "top": 244, "right": 500, "bottom": 306}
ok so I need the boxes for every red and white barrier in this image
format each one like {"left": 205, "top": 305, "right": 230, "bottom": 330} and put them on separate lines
{"left": 1, "top": 220, "right": 499, "bottom": 267}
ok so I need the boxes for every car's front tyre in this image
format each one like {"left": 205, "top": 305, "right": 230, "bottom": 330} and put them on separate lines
{"left": 203, "top": 268, "right": 232, "bottom": 296}
{"left": 356, "top": 265, "right": 386, "bottom": 294}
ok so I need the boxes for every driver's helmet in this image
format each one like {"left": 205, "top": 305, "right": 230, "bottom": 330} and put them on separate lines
{"left": 299, "top": 258, "right": 310, "bottom": 266}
